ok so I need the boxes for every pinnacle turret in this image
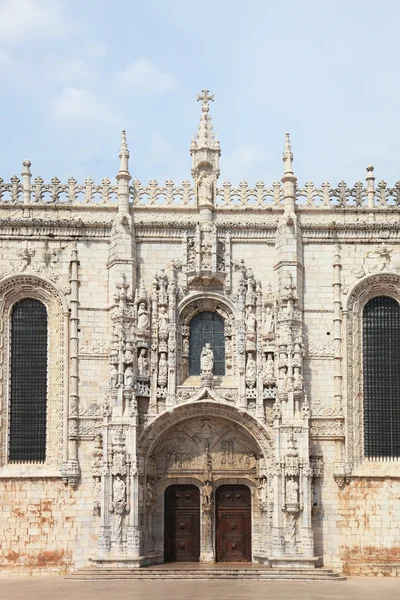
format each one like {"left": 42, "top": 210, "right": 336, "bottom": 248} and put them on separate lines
{"left": 118, "top": 129, "right": 130, "bottom": 176}
{"left": 190, "top": 90, "right": 220, "bottom": 180}
{"left": 282, "top": 132, "right": 294, "bottom": 177}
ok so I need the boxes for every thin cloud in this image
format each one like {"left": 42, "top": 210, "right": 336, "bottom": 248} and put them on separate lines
{"left": 51, "top": 88, "right": 120, "bottom": 126}
{"left": 116, "top": 58, "right": 177, "bottom": 93}
{"left": 85, "top": 41, "right": 107, "bottom": 57}
{"left": 58, "top": 60, "right": 97, "bottom": 83}
{"left": 150, "top": 132, "right": 172, "bottom": 155}
{"left": 0, "top": 0, "right": 74, "bottom": 43}
{"left": 221, "top": 144, "right": 266, "bottom": 183}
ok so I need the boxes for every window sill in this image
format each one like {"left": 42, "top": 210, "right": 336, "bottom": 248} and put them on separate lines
{"left": 0, "top": 464, "right": 62, "bottom": 478}
{"left": 351, "top": 460, "right": 400, "bottom": 478}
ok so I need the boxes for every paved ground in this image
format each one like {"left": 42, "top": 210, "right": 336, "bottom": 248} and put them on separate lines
{"left": 0, "top": 577, "right": 399, "bottom": 600}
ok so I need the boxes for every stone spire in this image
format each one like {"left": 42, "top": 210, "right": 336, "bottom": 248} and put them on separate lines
{"left": 282, "top": 133, "right": 294, "bottom": 177}
{"left": 190, "top": 90, "right": 220, "bottom": 180}
{"left": 116, "top": 130, "right": 131, "bottom": 214}
{"left": 118, "top": 130, "right": 130, "bottom": 176}
{"left": 281, "top": 133, "right": 297, "bottom": 214}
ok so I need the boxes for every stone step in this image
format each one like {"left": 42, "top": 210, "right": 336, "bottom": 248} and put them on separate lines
{"left": 67, "top": 567, "right": 346, "bottom": 581}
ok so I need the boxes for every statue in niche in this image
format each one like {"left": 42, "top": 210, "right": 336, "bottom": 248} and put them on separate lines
{"left": 246, "top": 352, "right": 256, "bottom": 381}
{"left": 246, "top": 306, "right": 257, "bottom": 332}
{"left": 286, "top": 478, "right": 299, "bottom": 504}
{"left": 183, "top": 337, "right": 189, "bottom": 356}
{"left": 93, "top": 476, "right": 101, "bottom": 514}
{"left": 197, "top": 171, "right": 213, "bottom": 205}
{"left": 263, "top": 306, "right": 275, "bottom": 336}
{"left": 113, "top": 475, "right": 126, "bottom": 507}
{"left": 110, "top": 364, "right": 118, "bottom": 389}
{"left": 293, "top": 366, "right": 303, "bottom": 391}
{"left": 137, "top": 349, "right": 149, "bottom": 378}
{"left": 124, "top": 365, "right": 134, "bottom": 387}
{"left": 158, "top": 306, "right": 169, "bottom": 336}
{"left": 278, "top": 366, "right": 287, "bottom": 392}
{"left": 137, "top": 302, "right": 150, "bottom": 331}
{"left": 202, "top": 480, "right": 213, "bottom": 506}
{"left": 158, "top": 353, "right": 168, "bottom": 382}
{"left": 201, "top": 344, "right": 214, "bottom": 374}
{"left": 262, "top": 353, "right": 274, "bottom": 379}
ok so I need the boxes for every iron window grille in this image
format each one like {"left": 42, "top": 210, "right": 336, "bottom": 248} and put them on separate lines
{"left": 189, "top": 311, "right": 225, "bottom": 376}
{"left": 8, "top": 298, "right": 48, "bottom": 463}
{"left": 363, "top": 296, "right": 400, "bottom": 458}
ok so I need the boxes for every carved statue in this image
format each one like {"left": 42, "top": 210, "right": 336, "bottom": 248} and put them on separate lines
{"left": 278, "top": 366, "right": 287, "bottom": 392}
{"left": 246, "top": 306, "right": 256, "bottom": 332}
{"left": 158, "top": 306, "right": 169, "bottom": 336}
{"left": 183, "top": 337, "right": 189, "bottom": 355}
{"left": 93, "top": 476, "right": 101, "bottom": 512}
{"left": 262, "top": 353, "right": 274, "bottom": 379}
{"left": 197, "top": 171, "right": 213, "bottom": 205}
{"left": 202, "top": 480, "right": 213, "bottom": 505}
{"left": 246, "top": 352, "right": 256, "bottom": 380}
{"left": 113, "top": 474, "right": 126, "bottom": 504}
{"left": 293, "top": 366, "right": 303, "bottom": 391}
{"left": 137, "top": 302, "right": 150, "bottom": 331}
{"left": 124, "top": 365, "right": 134, "bottom": 387}
{"left": 263, "top": 306, "right": 275, "bottom": 336}
{"left": 286, "top": 478, "right": 299, "bottom": 504}
{"left": 137, "top": 349, "right": 149, "bottom": 378}
{"left": 110, "top": 364, "right": 118, "bottom": 389}
{"left": 158, "top": 352, "right": 168, "bottom": 381}
{"left": 200, "top": 344, "right": 214, "bottom": 374}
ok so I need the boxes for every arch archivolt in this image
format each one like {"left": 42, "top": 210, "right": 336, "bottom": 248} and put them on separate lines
{"left": 0, "top": 274, "right": 69, "bottom": 470}
{"left": 141, "top": 403, "right": 271, "bottom": 558}
{"left": 345, "top": 273, "right": 400, "bottom": 469}
{"left": 177, "top": 292, "right": 237, "bottom": 384}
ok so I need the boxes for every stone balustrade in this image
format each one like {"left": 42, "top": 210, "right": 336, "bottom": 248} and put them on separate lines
{"left": 1, "top": 163, "right": 400, "bottom": 209}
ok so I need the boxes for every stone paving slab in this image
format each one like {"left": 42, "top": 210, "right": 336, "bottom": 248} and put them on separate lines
{"left": 0, "top": 577, "right": 399, "bottom": 600}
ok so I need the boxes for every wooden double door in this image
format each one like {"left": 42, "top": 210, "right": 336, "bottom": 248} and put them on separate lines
{"left": 164, "top": 484, "right": 251, "bottom": 563}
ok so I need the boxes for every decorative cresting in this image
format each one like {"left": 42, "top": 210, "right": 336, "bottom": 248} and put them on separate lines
{"left": 0, "top": 274, "right": 69, "bottom": 471}
{"left": 345, "top": 272, "right": 400, "bottom": 471}
{"left": 5, "top": 153, "right": 400, "bottom": 210}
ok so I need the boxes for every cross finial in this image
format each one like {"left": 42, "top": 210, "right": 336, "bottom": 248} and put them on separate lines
{"left": 197, "top": 89, "right": 214, "bottom": 112}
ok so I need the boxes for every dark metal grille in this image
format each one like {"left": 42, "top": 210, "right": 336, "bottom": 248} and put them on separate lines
{"left": 9, "top": 299, "right": 48, "bottom": 462}
{"left": 189, "top": 312, "right": 225, "bottom": 376}
{"left": 363, "top": 296, "right": 400, "bottom": 458}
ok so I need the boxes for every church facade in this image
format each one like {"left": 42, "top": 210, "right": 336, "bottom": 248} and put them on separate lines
{"left": 0, "top": 91, "right": 400, "bottom": 577}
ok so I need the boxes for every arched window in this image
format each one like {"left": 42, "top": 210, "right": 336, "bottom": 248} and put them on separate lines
{"left": 363, "top": 296, "right": 400, "bottom": 458}
{"left": 189, "top": 312, "right": 225, "bottom": 376}
{"left": 9, "top": 299, "right": 48, "bottom": 463}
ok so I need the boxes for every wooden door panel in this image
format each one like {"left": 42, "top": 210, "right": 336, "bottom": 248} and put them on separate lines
{"left": 164, "top": 485, "right": 200, "bottom": 562}
{"left": 216, "top": 485, "right": 251, "bottom": 562}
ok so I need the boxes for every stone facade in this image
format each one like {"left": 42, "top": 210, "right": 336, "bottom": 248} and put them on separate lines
{"left": 0, "top": 91, "right": 400, "bottom": 576}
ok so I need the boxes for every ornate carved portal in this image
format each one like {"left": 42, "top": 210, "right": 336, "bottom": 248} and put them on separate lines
{"left": 145, "top": 414, "right": 266, "bottom": 562}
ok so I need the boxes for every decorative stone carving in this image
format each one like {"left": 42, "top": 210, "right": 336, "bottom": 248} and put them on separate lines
{"left": 137, "top": 349, "right": 149, "bottom": 378}
{"left": 137, "top": 302, "right": 150, "bottom": 332}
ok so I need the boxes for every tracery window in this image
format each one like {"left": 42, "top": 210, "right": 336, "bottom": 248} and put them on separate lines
{"left": 189, "top": 312, "right": 225, "bottom": 376}
{"left": 363, "top": 296, "right": 400, "bottom": 458}
{"left": 9, "top": 298, "right": 48, "bottom": 462}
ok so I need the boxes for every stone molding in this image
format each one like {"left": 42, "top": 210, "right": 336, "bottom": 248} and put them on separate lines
{"left": 0, "top": 274, "right": 68, "bottom": 471}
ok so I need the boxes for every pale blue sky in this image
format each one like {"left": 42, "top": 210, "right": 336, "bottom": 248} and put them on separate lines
{"left": 0, "top": 0, "right": 399, "bottom": 187}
